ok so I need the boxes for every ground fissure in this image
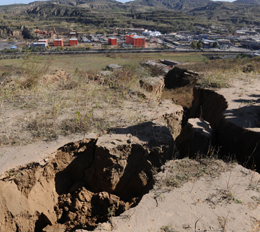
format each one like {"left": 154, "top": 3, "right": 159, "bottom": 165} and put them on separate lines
{"left": 0, "top": 61, "right": 260, "bottom": 232}
{"left": 0, "top": 119, "right": 178, "bottom": 231}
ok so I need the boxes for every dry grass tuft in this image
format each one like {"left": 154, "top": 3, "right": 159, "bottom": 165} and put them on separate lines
{"left": 154, "top": 156, "right": 233, "bottom": 191}
{"left": 179, "top": 56, "right": 260, "bottom": 88}
{"left": 0, "top": 55, "right": 159, "bottom": 146}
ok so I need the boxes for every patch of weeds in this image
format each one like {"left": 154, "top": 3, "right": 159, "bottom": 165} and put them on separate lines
{"left": 60, "top": 118, "right": 90, "bottom": 135}
{"left": 1, "top": 71, "right": 9, "bottom": 76}
{"left": 17, "top": 53, "right": 50, "bottom": 89}
{"left": 5, "top": 169, "right": 19, "bottom": 179}
{"left": 153, "top": 191, "right": 167, "bottom": 206}
{"left": 165, "top": 173, "right": 189, "bottom": 188}
{"left": 60, "top": 110, "right": 111, "bottom": 135}
{"left": 247, "top": 183, "right": 260, "bottom": 192}
{"left": 0, "top": 134, "right": 23, "bottom": 146}
{"left": 198, "top": 72, "right": 230, "bottom": 88}
{"left": 251, "top": 196, "right": 260, "bottom": 204}
{"left": 105, "top": 66, "right": 139, "bottom": 96}
{"left": 148, "top": 65, "right": 165, "bottom": 77}
{"left": 206, "top": 193, "right": 221, "bottom": 208}
{"left": 222, "top": 191, "right": 242, "bottom": 204}
{"left": 160, "top": 226, "right": 177, "bottom": 232}
{"left": 155, "top": 155, "right": 232, "bottom": 193}
{"left": 234, "top": 198, "right": 243, "bottom": 204}
{"left": 206, "top": 190, "right": 242, "bottom": 208}
{"left": 26, "top": 115, "right": 58, "bottom": 141}
{"left": 108, "top": 206, "right": 116, "bottom": 217}
{"left": 92, "top": 117, "right": 112, "bottom": 132}
{"left": 58, "top": 78, "right": 79, "bottom": 90}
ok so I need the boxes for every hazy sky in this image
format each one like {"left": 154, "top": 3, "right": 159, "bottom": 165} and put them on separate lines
{"left": 0, "top": 0, "right": 235, "bottom": 6}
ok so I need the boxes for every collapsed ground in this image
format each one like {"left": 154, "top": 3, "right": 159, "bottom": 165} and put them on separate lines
{"left": 0, "top": 53, "right": 260, "bottom": 231}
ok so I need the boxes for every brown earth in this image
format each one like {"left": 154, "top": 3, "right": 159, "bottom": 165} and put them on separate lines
{"left": 86, "top": 76, "right": 260, "bottom": 232}
{"left": 0, "top": 119, "right": 176, "bottom": 232}
{"left": 87, "top": 159, "right": 260, "bottom": 232}
{"left": 0, "top": 65, "right": 260, "bottom": 232}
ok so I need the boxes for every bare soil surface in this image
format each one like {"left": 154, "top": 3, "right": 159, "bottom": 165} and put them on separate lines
{"left": 88, "top": 159, "right": 260, "bottom": 232}
{"left": 217, "top": 78, "right": 260, "bottom": 133}
{"left": 0, "top": 58, "right": 260, "bottom": 232}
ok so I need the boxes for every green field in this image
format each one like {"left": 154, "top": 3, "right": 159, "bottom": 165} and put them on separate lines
{"left": 0, "top": 52, "right": 205, "bottom": 74}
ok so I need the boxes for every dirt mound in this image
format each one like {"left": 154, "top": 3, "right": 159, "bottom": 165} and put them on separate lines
{"left": 0, "top": 122, "right": 175, "bottom": 231}
{"left": 41, "top": 70, "right": 71, "bottom": 84}
{"left": 140, "top": 76, "right": 165, "bottom": 102}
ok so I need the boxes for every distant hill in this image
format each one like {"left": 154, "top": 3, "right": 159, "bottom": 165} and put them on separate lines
{"left": 2, "top": 0, "right": 260, "bottom": 39}
{"left": 235, "top": 0, "right": 260, "bottom": 4}
{"left": 49, "top": 0, "right": 122, "bottom": 7}
{"left": 48, "top": 0, "right": 211, "bottom": 11}
{"left": 0, "top": 0, "right": 215, "bottom": 14}
{"left": 189, "top": 1, "right": 260, "bottom": 25}
{"left": 128, "top": 0, "right": 210, "bottom": 11}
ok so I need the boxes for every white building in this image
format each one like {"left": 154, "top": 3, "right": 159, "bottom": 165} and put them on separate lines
{"left": 30, "top": 42, "right": 47, "bottom": 48}
{"left": 142, "top": 30, "right": 162, "bottom": 37}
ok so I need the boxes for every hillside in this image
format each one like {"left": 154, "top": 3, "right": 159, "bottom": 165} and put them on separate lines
{"left": 128, "top": 0, "right": 210, "bottom": 11}
{"left": 235, "top": 0, "right": 260, "bottom": 4}
{"left": 0, "top": 0, "right": 212, "bottom": 14}
{"left": 24, "top": 3, "right": 195, "bottom": 33}
{"left": 45, "top": 0, "right": 211, "bottom": 11}
{"left": 189, "top": 1, "right": 260, "bottom": 26}
{"left": 2, "top": 0, "right": 260, "bottom": 38}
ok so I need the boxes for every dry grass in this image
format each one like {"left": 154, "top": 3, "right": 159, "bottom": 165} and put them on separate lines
{"left": 179, "top": 56, "right": 260, "bottom": 88}
{"left": 154, "top": 156, "right": 233, "bottom": 192}
{"left": 0, "top": 52, "right": 204, "bottom": 74}
{"left": 0, "top": 53, "right": 167, "bottom": 145}
{"left": 1, "top": 52, "right": 259, "bottom": 145}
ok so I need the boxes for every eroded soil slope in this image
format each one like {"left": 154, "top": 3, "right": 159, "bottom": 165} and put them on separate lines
{"left": 0, "top": 120, "right": 177, "bottom": 232}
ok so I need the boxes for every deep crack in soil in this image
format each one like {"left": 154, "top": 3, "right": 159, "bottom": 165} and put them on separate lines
{"left": 0, "top": 122, "right": 175, "bottom": 232}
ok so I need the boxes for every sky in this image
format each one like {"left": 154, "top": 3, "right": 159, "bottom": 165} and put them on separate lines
{"left": 0, "top": 0, "right": 235, "bottom": 6}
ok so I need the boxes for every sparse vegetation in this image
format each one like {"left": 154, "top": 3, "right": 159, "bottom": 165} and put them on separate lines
{"left": 1, "top": 52, "right": 200, "bottom": 145}
{"left": 153, "top": 155, "right": 233, "bottom": 194}
{"left": 179, "top": 56, "right": 260, "bottom": 88}
{"left": 0, "top": 1, "right": 260, "bottom": 232}
{"left": 1, "top": 52, "right": 260, "bottom": 146}
{"left": 160, "top": 226, "right": 177, "bottom": 232}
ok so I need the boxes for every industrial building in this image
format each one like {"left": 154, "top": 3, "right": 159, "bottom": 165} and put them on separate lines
{"left": 108, "top": 37, "right": 117, "bottom": 45}
{"left": 126, "top": 35, "right": 145, "bottom": 48}
{"left": 70, "top": 38, "right": 78, "bottom": 46}
{"left": 30, "top": 42, "right": 47, "bottom": 48}
{"left": 69, "top": 32, "right": 77, "bottom": 37}
{"left": 54, "top": 39, "right": 64, "bottom": 47}
{"left": 38, "top": 39, "right": 48, "bottom": 46}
